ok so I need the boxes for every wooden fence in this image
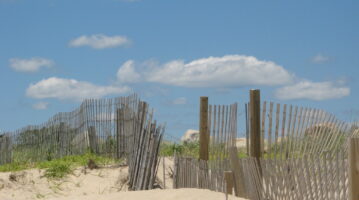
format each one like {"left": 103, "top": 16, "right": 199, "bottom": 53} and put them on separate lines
{"left": 208, "top": 103, "right": 238, "bottom": 161}
{"left": 240, "top": 100, "right": 355, "bottom": 199}
{"left": 232, "top": 152, "right": 349, "bottom": 200}
{"left": 245, "top": 101, "right": 352, "bottom": 158}
{"left": 0, "top": 94, "right": 164, "bottom": 190}
{"left": 173, "top": 101, "right": 238, "bottom": 193}
{"left": 127, "top": 101, "right": 165, "bottom": 190}
{"left": 1, "top": 91, "right": 358, "bottom": 196}
{"left": 0, "top": 94, "right": 140, "bottom": 164}
{"left": 173, "top": 156, "right": 230, "bottom": 192}
{"left": 173, "top": 94, "right": 358, "bottom": 200}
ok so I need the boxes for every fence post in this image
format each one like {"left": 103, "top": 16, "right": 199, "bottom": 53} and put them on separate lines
{"left": 249, "top": 89, "right": 261, "bottom": 173}
{"left": 349, "top": 137, "right": 359, "bottom": 200}
{"left": 199, "top": 96, "right": 209, "bottom": 161}
{"left": 224, "top": 171, "right": 234, "bottom": 195}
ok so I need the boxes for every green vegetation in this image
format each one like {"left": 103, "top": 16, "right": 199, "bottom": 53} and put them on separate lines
{"left": 10, "top": 123, "right": 120, "bottom": 164}
{"left": 43, "top": 161, "right": 72, "bottom": 179}
{"left": 181, "top": 142, "right": 200, "bottom": 158}
{"left": 0, "top": 161, "right": 31, "bottom": 172}
{"left": 12, "top": 123, "right": 79, "bottom": 163}
{"left": 237, "top": 149, "right": 248, "bottom": 158}
{"left": 0, "top": 153, "right": 119, "bottom": 179}
{"left": 36, "top": 152, "right": 117, "bottom": 169}
{"left": 160, "top": 141, "right": 249, "bottom": 159}
{"left": 160, "top": 141, "right": 200, "bottom": 158}
{"left": 36, "top": 193, "right": 45, "bottom": 199}
{"left": 159, "top": 142, "right": 184, "bottom": 156}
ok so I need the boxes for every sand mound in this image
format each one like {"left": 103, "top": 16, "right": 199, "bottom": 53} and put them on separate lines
{"left": 0, "top": 166, "right": 129, "bottom": 200}
{"left": 0, "top": 158, "right": 247, "bottom": 200}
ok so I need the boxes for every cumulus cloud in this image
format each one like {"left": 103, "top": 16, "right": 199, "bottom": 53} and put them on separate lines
{"left": 26, "top": 77, "right": 130, "bottom": 101}
{"left": 117, "top": 55, "right": 294, "bottom": 87}
{"left": 32, "top": 102, "right": 49, "bottom": 110}
{"left": 171, "top": 97, "right": 187, "bottom": 105}
{"left": 274, "top": 80, "right": 350, "bottom": 100}
{"left": 9, "top": 57, "right": 54, "bottom": 72}
{"left": 69, "top": 34, "right": 130, "bottom": 49}
{"left": 311, "top": 53, "right": 330, "bottom": 64}
{"left": 116, "top": 60, "right": 141, "bottom": 83}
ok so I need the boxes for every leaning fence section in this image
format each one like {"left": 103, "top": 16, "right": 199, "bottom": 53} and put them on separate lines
{"left": 127, "top": 101, "right": 165, "bottom": 190}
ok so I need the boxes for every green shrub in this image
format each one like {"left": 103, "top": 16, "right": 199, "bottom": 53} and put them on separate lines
{"left": 0, "top": 153, "right": 119, "bottom": 177}
{"left": 43, "top": 161, "right": 72, "bottom": 179}
{"left": 159, "top": 142, "right": 183, "bottom": 156}
{"left": 0, "top": 162, "right": 30, "bottom": 172}
{"left": 159, "top": 141, "right": 200, "bottom": 158}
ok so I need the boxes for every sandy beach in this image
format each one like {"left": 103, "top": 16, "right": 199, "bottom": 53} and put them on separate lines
{"left": 0, "top": 159, "right": 246, "bottom": 200}
{"left": 47, "top": 188, "right": 244, "bottom": 200}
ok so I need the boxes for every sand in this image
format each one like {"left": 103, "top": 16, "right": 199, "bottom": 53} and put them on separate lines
{"left": 0, "top": 158, "right": 246, "bottom": 200}
{"left": 0, "top": 166, "right": 130, "bottom": 200}
{"left": 47, "top": 188, "right": 245, "bottom": 200}
{"left": 157, "top": 157, "right": 174, "bottom": 189}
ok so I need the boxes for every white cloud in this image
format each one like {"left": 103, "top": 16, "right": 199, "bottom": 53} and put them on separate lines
{"left": 26, "top": 77, "right": 130, "bottom": 101}
{"left": 171, "top": 97, "right": 187, "bottom": 105}
{"left": 311, "top": 53, "right": 330, "bottom": 64}
{"left": 32, "top": 102, "right": 49, "bottom": 110}
{"left": 9, "top": 57, "right": 54, "bottom": 72}
{"left": 117, "top": 55, "right": 294, "bottom": 87}
{"left": 116, "top": 60, "right": 141, "bottom": 83}
{"left": 274, "top": 80, "right": 350, "bottom": 100}
{"left": 69, "top": 34, "right": 130, "bottom": 49}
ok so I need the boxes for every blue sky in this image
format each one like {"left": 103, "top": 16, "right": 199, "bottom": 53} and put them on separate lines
{"left": 0, "top": 0, "right": 358, "bottom": 138}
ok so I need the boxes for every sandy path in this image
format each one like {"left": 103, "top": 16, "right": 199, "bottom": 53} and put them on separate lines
{"left": 157, "top": 156, "right": 174, "bottom": 189}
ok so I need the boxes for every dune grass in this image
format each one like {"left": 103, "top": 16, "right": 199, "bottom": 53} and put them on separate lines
{"left": 0, "top": 153, "right": 120, "bottom": 179}
{"left": 160, "top": 141, "right": 200, "bottom": 158}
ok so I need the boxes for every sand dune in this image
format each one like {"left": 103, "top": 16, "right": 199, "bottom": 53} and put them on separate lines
{"left": 0, "top": 166, "right": 130, "bottom": 200}
{"left": 0, "top": 163, "right": 246, "bottom": 200}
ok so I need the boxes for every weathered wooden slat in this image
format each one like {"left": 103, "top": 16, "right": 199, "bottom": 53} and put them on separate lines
{"left": 268, "top": 102, "right": 274, "bottom": 158}
{"left": 229, "top": 147, "right": 246, "bottom": 197}
{"left": 261, "top": 102, "right": 267, "bottom": 156}
{"left": 274, "top": 103, "right": 280, "bottom": 161}
{"left": 349, "top": 137, "right": 359, "bottom": 200}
